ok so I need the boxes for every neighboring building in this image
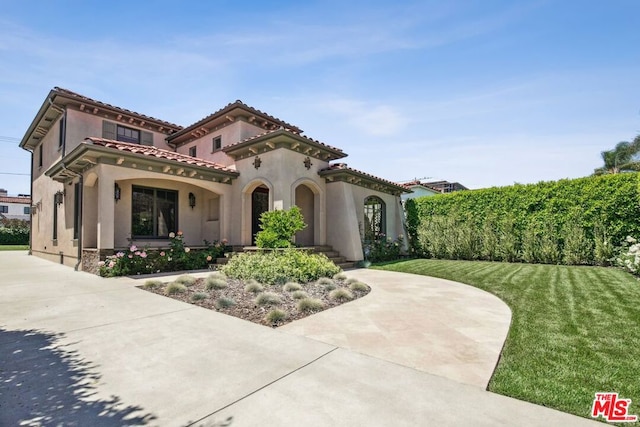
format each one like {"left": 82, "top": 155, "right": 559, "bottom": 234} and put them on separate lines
{"left": 399, "top": 180, "right": 442, "bottom": 202}
{"left": 19, "top": 87, "right": 409, "bottom": 269}
{"left": 0, "top": 189, "right": 31, "bottom": 222}
{"left": 423, "top": 180, "right": 468, "bottom": 193}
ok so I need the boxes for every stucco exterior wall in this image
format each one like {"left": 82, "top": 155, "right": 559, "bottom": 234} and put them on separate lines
{"left": 65, "top": 108, "right": 172, "bottom": 153}
{"left": 175, "top": 120, "right": 267, "bottom": 167}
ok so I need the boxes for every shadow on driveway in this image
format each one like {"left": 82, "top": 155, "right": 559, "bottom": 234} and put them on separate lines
{"left": 0, "top": 328, "right": 156, "bottom": 426}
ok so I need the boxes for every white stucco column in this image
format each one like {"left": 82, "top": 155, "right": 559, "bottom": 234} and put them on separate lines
{"left": 97, "top": 175, "right": 115, "bottom": 250}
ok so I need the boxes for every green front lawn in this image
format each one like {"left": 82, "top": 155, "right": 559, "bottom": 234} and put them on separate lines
{"left": 0, "top": 245, "right": 29, "bottom": 251}
{"left": 375, "top": 259, "right": 640, "bottom": 423}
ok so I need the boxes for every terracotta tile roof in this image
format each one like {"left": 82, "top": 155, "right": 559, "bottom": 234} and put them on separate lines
{"left": 169, "top": 100, "right": 302, "bottom": 140}
{"left": 54, "top": 87, "right": 183, "bottom": 130}
{"left": 0, "top": 196, "right": 31, "bottom": 204}
{"left": 85, "top": 138, "right": 237, "bottom": 173}
{"left": 223, "top": 128, "right": 345, "bottom": 155}
{"left": 399, "top": 180, "right": 442, "bottom": 192}
{"left": 320, "top": 163, "right": 409, "bottom": 193}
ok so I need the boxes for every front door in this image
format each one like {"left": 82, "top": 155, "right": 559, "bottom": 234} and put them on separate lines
{"left": 251, "top": 187, "right": 269, "bottom": 245}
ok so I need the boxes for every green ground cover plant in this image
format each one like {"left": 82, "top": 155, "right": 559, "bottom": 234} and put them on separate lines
{"left": 376, "top": 259, "right": 640, "bottom": 422}
{"left": 0, "top": 245, "right": 29, "bottom": 251}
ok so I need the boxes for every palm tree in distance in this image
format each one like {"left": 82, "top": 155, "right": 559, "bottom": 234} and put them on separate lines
{"left": 593, "top": 135, "right": 640, "bottom": 175}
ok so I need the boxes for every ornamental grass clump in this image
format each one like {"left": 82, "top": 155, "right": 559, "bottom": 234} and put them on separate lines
{"left": 215, "top": 297, "right": 236, "bottom": 309}
{"left": 265, "top": 309, "right": 287, "bottom": 324}
{"left": 333, "top": 272, "right": 347, "bottom": 281}
{"left": 349, "top": 281, "right": 369, "bottom": 292}
{"left": 317, "top": 277, "right": 336, "bottom": 290}
{"left": 297, "top": 298, "right": 324, "bottom": 312}
{"left": 174, "top": 275, "right": 197, "bottom": 286}
{"left": 244, "top": 280, "right": 264, "bottom": 293}
{"left": 205, "top": 276, "right": 228, "bottom": 290}
{"left": 283, "top": 282, "right": 302, "bottom": 292}
{"left": 291, "top": 290, "right": 309, "bottom": 299}
{"left": 345, "top": 277, "right": 359, "bottom": 285}
{"left": 191, "top": 292, "right": 208, "bottom": 302}
{"left": 255, "top": 292, "right": 282, "bottom": 306}
{"left": 165, "top": 282, "right": 187, "bottom": 295}
{"left": 329, "top": 288, "right": 354, "bottom": 301}
{"left": 143, "top": 279, "right": 163, "bottom": 289}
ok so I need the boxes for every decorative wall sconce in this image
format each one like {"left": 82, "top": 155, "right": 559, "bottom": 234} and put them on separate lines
{"left": 114, "top": 183, "right": 121, "bottom": 202}
{"left": 189, "top": 192, "right": 196, "bottom": 209}
{"left": 253, "top": 156, "right": 262, "bottom": 169}
{"left": 54, "top": 191, "right": 64, "bottom": 205}
{"left": 303, "top": 156, "right": 313, "bottom": 170}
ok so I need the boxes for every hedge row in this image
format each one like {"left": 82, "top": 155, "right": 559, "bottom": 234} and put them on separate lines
{"left": 0, "top": 227, "right": 29, "bottom": 245}
{"left": 405, "top": 173, "right": 640, "bottom": 265}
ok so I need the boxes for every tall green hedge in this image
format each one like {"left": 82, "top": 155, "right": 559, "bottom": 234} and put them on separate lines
{"left": 0, "top": 220, "right": 30, "bottom": 245}
{"left": 405, "top": 173, "right": 640, "bottom": 265}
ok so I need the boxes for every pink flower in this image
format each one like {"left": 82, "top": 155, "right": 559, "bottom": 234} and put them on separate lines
{"left": 134, "top": 251, "right": 141, "bottom": 256}
{"left": 222, "top": 239, "right": 228, "bottom": 245}
{"left": 140, "top": 252, "right": 147, "bottom": 258}
{"left": 160, "top": 251, "right": 166, "bottom": 256}
{"left": 130, "top": 245, "right": 137, "bottom": 252}
{"left": 169, "top": 232, "right": 175, "bottom": 238}
{"left": 128, "top": 254, "right": 133, "bottom": 259}
{"left": 206, "top": 255, "right": 212, "bottom": 261}
{"left": 98, "top": 261, "right": 105, "bottom": 266}
{"left": 177, "top": 231, "right": 183, "bottom": 236}
{"left": 184, "top": 247, "right": 191, "bottom": 253}
{"left": 116, "top": 252, "right": 125, "bottom": 258}
{"left": 108, "top": 261, "right": 115, "bottom": 268}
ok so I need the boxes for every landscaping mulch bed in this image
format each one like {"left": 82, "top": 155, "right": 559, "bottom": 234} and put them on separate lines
{"left": 139, "top": 275, "right": 370, "bottom": 327}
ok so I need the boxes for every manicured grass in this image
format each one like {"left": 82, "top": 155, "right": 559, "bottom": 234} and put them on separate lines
{"left": 0, "top": 245, "right": 29, "bottom": 251}
{"left": 375, "top": 259, "right": 640, "bottom": 421}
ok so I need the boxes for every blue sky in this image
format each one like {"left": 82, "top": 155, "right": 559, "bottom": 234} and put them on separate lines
{"left": 1, "top": 0, "right": 639, "bottom": 195}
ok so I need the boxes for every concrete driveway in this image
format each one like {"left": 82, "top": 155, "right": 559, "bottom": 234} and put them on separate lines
{"left": 0, "top": 251, "right": 599, "bottom": 426}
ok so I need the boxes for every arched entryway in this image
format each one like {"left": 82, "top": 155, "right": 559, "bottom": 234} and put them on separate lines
{"left": 295, "top": 184, "right": 315, "bottom": 246}
{"left": 251, "top": 186, "right": 269, "bottom": 244}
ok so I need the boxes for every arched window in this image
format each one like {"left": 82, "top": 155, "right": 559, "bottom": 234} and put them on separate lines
{"left": 364, "top": 196, "right": 386, "bottom": 242}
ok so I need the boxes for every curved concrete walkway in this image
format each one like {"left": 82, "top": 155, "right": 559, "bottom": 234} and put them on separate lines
{"left": 281, "top": 268, "right": 511, "bottom": 388}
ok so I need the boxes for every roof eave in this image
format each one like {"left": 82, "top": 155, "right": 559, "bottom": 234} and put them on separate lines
{"left": 318, "top": 168, "right": 410, "bottom": 196}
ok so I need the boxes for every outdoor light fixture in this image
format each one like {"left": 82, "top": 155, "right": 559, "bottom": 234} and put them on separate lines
{"left": 189, "top": 192, "right": 196, "bottom": 209}
{"left": 54, "top": 191, "right": 64, "bottom": 205}
{"left": 114, "top": 183, "right": 121, "bottom": 202}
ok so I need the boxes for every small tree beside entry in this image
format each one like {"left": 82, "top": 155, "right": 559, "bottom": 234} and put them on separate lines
{"left": 255, "top": 206, "right": 306, "bottom": 248}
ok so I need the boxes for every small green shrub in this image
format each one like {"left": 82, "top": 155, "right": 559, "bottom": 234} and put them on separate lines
{"left": 215, "top": 297, "right": 236, "bottom": 309}
{"left": 255, "top": 292, "right": 282, "bottom": 306}
{"left": 329, "top": 288, "right": 353, "bottom": 301}
{"left": 333, "top": 272, "right": 347, "bottom": 280}
{"left": 244, "top": 281, "right": 264, "bottom": 293}
{"left": 297, "top": 298, "right": 325, "bottom": 312}
{"left": 221, "top": 249, "right": 340, "bottom": 285}
{"left": 143, "top": 279, "right": 163, "bottom": 289}
{"left": 174, "top": 275, "right": 197, "bottom": 286}
{"left": 255, "top": 206, "right": 306, "bottom": 248}
{"left": 166, "top": 282, "right": 187, "bottom": 295}
{"left": 205, "top": 276, "right": 227, "bottom": 290}
{"left": 191, "top": 292, "right": 208, "bottom": 302}
{"left": 349, "top": 281, "right": 369, "bottom": 292}
{"left": 283, "top": 282, "right": 302, "bottom": 292}
{"left": 291, "top": 290, "right": 309, "bottom": 299}
{"left": 265, "top": 309, "right": 287, "bottom": 324}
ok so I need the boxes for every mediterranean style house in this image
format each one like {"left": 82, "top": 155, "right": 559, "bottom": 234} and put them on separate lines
{"left": 19, "top": 88, "right": 409, "bottom": 270}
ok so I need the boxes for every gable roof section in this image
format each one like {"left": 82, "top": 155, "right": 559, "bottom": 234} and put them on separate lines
{"left": 0, "top": 196, "right": 31, "bottom": 204}
{"left": 168, "top": 100, "right": 303, "bottom": 146}
{"left": 400, "top": 180, "right": 442, "bottom": 193}
{"left": 46, "top": 137, "right": 239, "bottom": 183}
{"left": 20, "top": 87, "right": 182, "bottom": 151}
{"left": 222, "top": 128, "right": 346, "bottom": 162}
{"left": 319, "top": 163, "right": 410, "bottom": 196}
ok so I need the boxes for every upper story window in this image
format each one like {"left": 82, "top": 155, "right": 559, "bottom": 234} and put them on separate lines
{"left": 189, "top": 146, "right": 197, "bottom": 157}
{"left": 58, "top": 114, "right": 66, "bottom": 149}
{"left": 0, "top": 205, "right": 7, "bottom": 213}
{"left": 24, "top": 206, "right": 30, "bottom": 214}
{"left": 38, "top": 144, "right": 43, "bottom": 168}
{"left": 117, "top": 125, "right": 140, "bottom": 144}
{"left": 102, "top": 120, "right": 154, "bottom": 146}
{"left": 212, "top": 136, "right": 222, "bottom": 152}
